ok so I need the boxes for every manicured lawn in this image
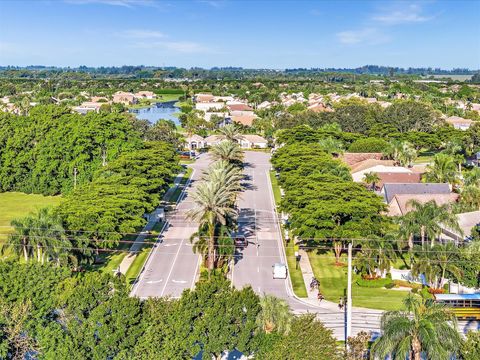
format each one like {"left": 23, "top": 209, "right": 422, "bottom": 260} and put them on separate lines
{"left": 0, "top": 192, "right": 62, "bottom": 243}
{"left": 125, "top": 247, "right": 150, "bottom": 287}
{"left": 100, "top": 252, "right": 127, "bottom": 274}
{"left": 157, "top": 94, "right": 181, "bottom": 102}
{"left": 269, "top": 171, "right": 307, "bottom": 298}
{"left": 308, "top": 252, "right": 411, "bottom": 311}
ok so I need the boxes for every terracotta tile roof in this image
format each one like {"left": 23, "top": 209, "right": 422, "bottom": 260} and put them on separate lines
{"left": 350, "top": 159, "right": 395, "bottom": 173}
{"left": 446, "top": 116, "right": 473, "bottom": 125}
{"left": 231, "top": 115, "right": 256, "bottom": 127}
{"left": 228, "top": 104, "right": 253, "bottom": 112}
{"left": 341, "top": 153, "right": 383, "bottom": 167}
{"left": 374, "top": 172, "right": 422, "bottom": 189}
{"left": 388, "top": 193, "right": 459, "bottom": 216}
{"left": 195, "top": 94, "right": 214, "bottom": 102}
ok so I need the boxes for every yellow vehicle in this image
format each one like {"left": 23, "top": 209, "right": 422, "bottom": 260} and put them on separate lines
{"left": 434, "top": 294, "right": 480, "bottom": 320}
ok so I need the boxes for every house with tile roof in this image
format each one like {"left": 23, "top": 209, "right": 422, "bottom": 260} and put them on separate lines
{"left": 352, "top": 164, "right": 411, "bottom": 182}
{"left": 441, "top": 211, "right": 480, "bottom": 243}
{"left": 381, "top": 183, "right": 451, "bottom": 203}
{"left": 387, "top": 193, "right": 459, "bottom": 217}
{"left": 445, "top": 116, "right": 474, "bottom": 130}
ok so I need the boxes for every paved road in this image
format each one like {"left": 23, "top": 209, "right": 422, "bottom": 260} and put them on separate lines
{"left": 230, "top": 152, "right": 384, "bottom": 339}
{"left": 131, "top": 154, "right": 211, "bottom": 299}
{"left": 131, "top": 151, "right": 478, "bottom": 339}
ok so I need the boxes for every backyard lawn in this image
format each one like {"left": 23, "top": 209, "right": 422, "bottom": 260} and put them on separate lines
{"left": 308, "top": 252, "right": 411, "bottom": 311}
{"left": 0, "top": 192, "right": 62, "bottom": 243}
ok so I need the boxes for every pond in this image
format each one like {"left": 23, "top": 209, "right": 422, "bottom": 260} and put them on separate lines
{"left": 129, "top": 101, "right": 181, "bottom": 125}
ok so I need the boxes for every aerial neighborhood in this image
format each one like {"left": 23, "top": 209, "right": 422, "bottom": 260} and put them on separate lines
{"left": 0, "top": 0, "right": 479, "bottom": 359}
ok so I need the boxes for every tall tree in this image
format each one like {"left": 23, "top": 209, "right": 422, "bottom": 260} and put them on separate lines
{"left": 371, "top": 294, "right": 461, "bottom": 360}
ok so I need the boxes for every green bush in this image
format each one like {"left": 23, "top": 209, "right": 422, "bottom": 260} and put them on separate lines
{"left": 348, "top": 137, "right": 389, "bottom": 153}
{"left": 384, "top": 282, "right": 395, "bottom": 289}
{"left": 419, "top": 287, "right": 434, "bottom": 299}
{"left": 356, "top": 277, "right": 393, "bottom": 288}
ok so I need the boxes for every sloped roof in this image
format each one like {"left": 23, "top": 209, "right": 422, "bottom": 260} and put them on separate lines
{"left": 446, "top": 116, "right": 473, "bottom": 124}
{"left": 375, "top": 172, "right": 422, "bottom": 189}
{"left": 350, "top": 159, "right": 395, "bottom": 173}
{"left": 242, "top": 134, "right": 267, "bottom": 143}
{"left": 341, "top": 153, "right": 383, "bottom": 167}
{"left": 231, "top": 115, "right": 256, "bottom": 127}
{"left": 456, "top": 211, "right": 480, "bottom": 238}
{"left": 228, "top": 104, "right": 253, "bottom": 111}
{"left": 388, "top": 193, "right": 459, "bottom": 216}
{"left": 382, "top": 183, "right": 451, "bottom": 203}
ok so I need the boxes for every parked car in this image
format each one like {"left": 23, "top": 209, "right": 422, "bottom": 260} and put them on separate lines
{"left": 272, "top": 263, "right": 287, "bottom": 279}
{"left": 234, "top": 235, "right": 247, "bottom": 248}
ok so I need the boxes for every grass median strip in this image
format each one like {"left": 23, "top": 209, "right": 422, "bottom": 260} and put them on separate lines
{"left": 269, "top": 171, "right": 307, "bottom": 298}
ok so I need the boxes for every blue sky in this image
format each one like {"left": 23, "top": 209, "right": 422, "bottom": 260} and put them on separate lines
{"left": 0, "top": 0, "right": 479, "bottom": 69}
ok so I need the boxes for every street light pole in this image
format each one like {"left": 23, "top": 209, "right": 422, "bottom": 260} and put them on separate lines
{"left": 346, "top": 242, "right": 353, "bottom": 345}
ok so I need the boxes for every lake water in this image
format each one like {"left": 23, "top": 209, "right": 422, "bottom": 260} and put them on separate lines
{"left": 129, "top": 101, "right": 180, "bottom": 125}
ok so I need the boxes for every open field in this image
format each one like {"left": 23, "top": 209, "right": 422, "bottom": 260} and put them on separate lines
{"left": 308, "top": 252, "right": 411, "bottom": 311}
{"left": 269, "top": 171, "right": 307, "bottom": 297}
{"left": 0, "top": 192, "right": 62, "bottom": 243}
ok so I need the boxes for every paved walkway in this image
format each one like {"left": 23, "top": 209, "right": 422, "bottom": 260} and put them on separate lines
{"left": 119, "top": 172, "right": 184, "bottom": 275}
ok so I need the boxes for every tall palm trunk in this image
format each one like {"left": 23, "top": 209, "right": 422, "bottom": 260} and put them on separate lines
{"left": 333, "top": 240, "right": 342, "bottom": 264}
{"left": 207, "top": 222, "right": 215, "bottom": 274}
{"left": 408, "top": 234, "right": 414, "bottom": 269}
{"left": 22, "top": 238, "right": 28, "bottom": 262}
{"left": 412, "top": 336, "right": 422, "bottom": 360}
{"left": 420, "top": 226, "right": 425, "bottom": 249}
{"left": 37, "top": 244, "right": 42, "bottom": 263}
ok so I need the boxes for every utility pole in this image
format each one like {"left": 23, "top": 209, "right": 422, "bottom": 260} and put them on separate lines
{"left": 73, "top": 167, "right": 77, "bottom": 189}
{"left": 346, "top": 242, "right": 353, "bottom": 346}
{"left": 102, "top": 147, "right": 107, "bottom": 167}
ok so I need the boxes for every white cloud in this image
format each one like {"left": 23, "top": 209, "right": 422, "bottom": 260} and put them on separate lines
{"left": 198, "top": 0, "right": 225, "bottom": 8}
{"left": 336, "top": 28, "right": 390, "bottom": 45}
{"left": 65, "top": 0, "right": 159, "bottom": 8}
{"left": 119, "top": 29, "right": 166, "bottom": 39}
{"left": 373, "top": 4, "right": 432, "bottom": 25}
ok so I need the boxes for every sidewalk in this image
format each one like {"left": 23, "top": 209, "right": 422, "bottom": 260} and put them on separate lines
{"left": 296, "top": 249, "right": 383, "bottom": 314}
{"left": 119, "top": 172, "right": 184, "bottom": 275}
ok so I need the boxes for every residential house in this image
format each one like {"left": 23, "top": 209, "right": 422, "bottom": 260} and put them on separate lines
{"left": 381, "top": 183, "right": 451, "bottom": 204}
{"left": 373, "top": 172, "right": 422, "bottom": 190}
{"left": 227, "top": 103, "right": 254, "bottom": 112}
{"left": 185, "top": 134, "right": 206, "bottom": 150}
{"left": 239, "top": 135, "right": 268, "bottom": 149}
{"left": 135, "top": 91, "right": 156, "bottom": 99}
{"left": 307, "top": 103, "right": 333, "bottom": 112}
{"left": 73, "top": 101, "right": 104, "bottom": 114}
{"left": 257, "top": 101, "right": 272, "bottom": 110}
{"left": 341, "top": 153, "right": 383, "bottom": 167}
{"left": 112, "top": 91, "right": 137, "bottom": 105}
{"left": 231, "top": 114, "right": 257, "bottom": 127}
{"left": 388, "top": 193, "right": 459, "bottom": 217}
{"left": 445, "top": 116, "right": 474, "bottom": 130}
{"left": 195, "top": 93, "right": 215, "bottom": 103}
{"left": 195, "top": 102, "right": 225, "bottom": 112}
{"left": 204, "top": 135, "right": 223, "bottom": 147}
{"left": 441, "top": 211, "right": 480, "bottom": 243}
{"left": 352, "top": 164, "right": 411, "bottom": 183}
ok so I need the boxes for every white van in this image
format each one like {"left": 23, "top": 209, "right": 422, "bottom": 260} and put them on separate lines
{"left": 272, "top": 263, "right": 287, "bottom": 279}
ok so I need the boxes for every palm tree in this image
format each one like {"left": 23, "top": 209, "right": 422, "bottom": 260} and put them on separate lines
{"left": 459, "top": 185, "right": 480, "bottom": 211}
{"left": 318, "top": 137, "right": 344, "bottom": 157}
{"left": 210, "top": 140, "right": 244, "bottom": 165}
{"left": 4, "top": 216, "right": 35, "bottom": 261}
{"left": 406, "top": 200, "right": 462, "bottom": 248}
{"left": 395, "top": 213, "right": 418, "bottom": 267}
{"left": 385, "top": 140, "right": 417, "bottom": 167}
{"left": 187, "top": 180, "right": 237, "bottom": 272}
{"left": 362, "top": 172, "right": 380, "bottom": 191}
{"left": 371, "top": 294, "right": 461, "bottom": 360}
{"left": 424, "top": 153, "right": 459, "bottom": 186}
{"left": 464, "top": 167, "right": 480, "bottom": 187}
{"left": 218, "top": 124, "right": 244, "bottom": 142}
{"left": 411, "top": 243, "right": 462, "bottom": 290}
{"left": 256, "top": 295, "right": 292, "bottom": 335}
{"left": 203, "top": 160, "right": 243, "bottom": 202}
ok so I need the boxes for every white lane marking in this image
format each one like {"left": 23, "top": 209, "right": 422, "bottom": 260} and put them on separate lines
{"left": 163, "top": 243, "right": 178, "bottom": 247}
{"left": 146, "top": 279, "right": 163, "bottom": 284}
{"left": 257, "top": 267, "right": 260, "bottom": 273}
{"left": 172, "top": 280, "right": 187, "bottom": 284}
{"left": 160, "top": 237, "right": 184, "bottom": 297}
